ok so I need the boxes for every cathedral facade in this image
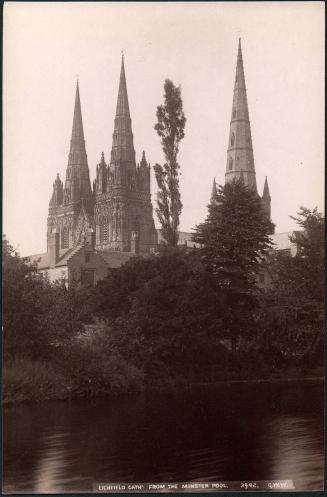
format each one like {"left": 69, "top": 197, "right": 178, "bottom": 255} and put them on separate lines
{"left": 47, "top": 56, "right": 157, "bottom": 258}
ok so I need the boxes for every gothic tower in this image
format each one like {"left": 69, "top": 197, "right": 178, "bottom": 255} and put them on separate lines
{"left": 94, "top": 55, "right": 157, "bottom": 253}
{"left": 223, "top": 39, "right": 272, "bottom": 222}
{"left": 47, "top": 81, "right": 94, "bottom": 251}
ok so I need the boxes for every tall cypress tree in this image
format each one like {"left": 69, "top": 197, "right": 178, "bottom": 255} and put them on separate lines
{"left": 193, "top": 178, "right": 274, "bottom": 349}
{"left": 154, "top": 79, "right": 186, "bottom": 246}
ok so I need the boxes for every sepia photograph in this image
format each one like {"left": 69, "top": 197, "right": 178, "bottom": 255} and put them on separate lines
{"left": 2, "top": 1, "right": 325, "bottom": 493}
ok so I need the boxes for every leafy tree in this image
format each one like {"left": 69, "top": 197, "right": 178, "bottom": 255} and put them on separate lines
{"left": 193, "top": 179, "right": 274, "bottom": 350}
{"left": 154, "top": 79, "right": 186, "bottom": 246}
{"left": 260, "top": 207, "right": 324, "bottom": 364}
{"left": 93, "top": 248, "right": 228, "bottom": 382}
{"left": 2, "top": 240, "right": 52, "bottom": 359}
{"left": 2, "top": 238, "right": 93, "bottom": 361}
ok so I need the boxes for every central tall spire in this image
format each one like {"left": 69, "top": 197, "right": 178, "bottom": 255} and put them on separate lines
{"left": 110, "top": 55, "right": 136, "bottom": 181}
{"left": 115, "top": 55, "right": 130, "bottom": 118}
{"left": 225, "top": 39, "right": 257, "bottom": 192}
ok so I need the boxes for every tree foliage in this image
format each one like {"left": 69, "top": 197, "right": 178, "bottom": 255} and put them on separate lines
{"left": 193, "top": 179, "right": 274, "bottom": 349}
{"left": 259, "top": 207, "right": 324, "bottom": 364}
{"left": 2, "top": 240, "right": 51, "bottom": 359}
{"left": 193, "top": 179, "right": 274, "bottom": 292}
{"left": 154, "top": 79, "right": 186, "bottom": 246}
{"left": 2, "top": 240, "right": 93, "bottom": 360}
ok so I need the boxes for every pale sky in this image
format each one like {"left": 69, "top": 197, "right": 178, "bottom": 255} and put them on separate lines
{"left": 3, "top": 2, "right": 325, "bottom": 256}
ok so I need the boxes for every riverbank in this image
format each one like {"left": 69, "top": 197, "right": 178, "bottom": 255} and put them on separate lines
{"left": 3, "top": 358, "right": 324, "bottom": 405}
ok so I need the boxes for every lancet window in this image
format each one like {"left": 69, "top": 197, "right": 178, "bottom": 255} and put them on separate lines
{"left": 61, "top": 227, "right": 69, "bottom": 249}
{"left": 100, "top": 217, "right": 109, "bottom": 243}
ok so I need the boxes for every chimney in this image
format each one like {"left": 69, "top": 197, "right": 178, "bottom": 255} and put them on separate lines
{"left": 131, "top": 231, "right": 139, "bottom": 254}
{"left": 49, "top": 229, "right": 60, "bottom": 267}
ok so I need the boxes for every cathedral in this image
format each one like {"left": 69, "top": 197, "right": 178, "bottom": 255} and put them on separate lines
{"left": 47, "top": 55, "right": 158, "bottom": 257}
{"left": 30, "top": 40, "right": 294, "bottom": 286}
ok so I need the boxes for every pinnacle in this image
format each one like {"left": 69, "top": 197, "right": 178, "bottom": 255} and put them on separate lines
{"left": 262, "top": 176, "right": 271, "bottom": 199}
{"left": 210, "top": 177, "right": 218, "bottom": 202}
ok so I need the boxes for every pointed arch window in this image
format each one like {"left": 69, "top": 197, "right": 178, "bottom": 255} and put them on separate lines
{"left": 100, "top": 217, "right": 108, "bottom": 243}
{"left": 229, "top": 157, "right": 233, "bottom": 171}
{"left": 61, "top": 227, "right": 69, "bottom": 249}
{"left": 232, "top": 108, "right": 236, "bottom": 119}
{"left": 230, "top": 132, "right": 235, "bottom": 147}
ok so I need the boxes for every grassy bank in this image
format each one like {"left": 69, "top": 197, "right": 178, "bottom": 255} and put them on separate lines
{"left": 3, "top": 358, "right": 324, "bottom": 405}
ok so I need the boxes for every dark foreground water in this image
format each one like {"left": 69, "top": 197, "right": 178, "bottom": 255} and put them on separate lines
{"left": 3, "top": 380, "right": 324, "bottom": 493}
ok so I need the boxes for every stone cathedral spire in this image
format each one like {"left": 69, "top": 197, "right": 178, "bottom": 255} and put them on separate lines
{"left": 225, "top": 39, "right": 257, "bottom": 192}
{"left": 64, "top": 80, "right": 92, "bottom": 203}
{"left": 48, "top": 81, "right": 94, "bottom": 251}
{"left": 94, "top": 54, "right": 157, "bottom": 253}
{"left": 110, "top": 54, "right": 136, "bottom": 184}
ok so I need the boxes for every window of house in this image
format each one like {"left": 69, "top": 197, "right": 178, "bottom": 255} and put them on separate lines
{"left": 232, "top": 108, "right": 236, "bottom": 118}
{"left": 229, "top": 157, "right": 233, "bottom": 170}
{"left": 85, "top": 252, "right": 91, "bottom": 263}
{"left": 230, "top": 132, "right": 235, "bottom": 147}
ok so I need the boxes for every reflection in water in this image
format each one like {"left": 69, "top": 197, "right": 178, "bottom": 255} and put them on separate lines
{"left": 267, "top": 417, "right": 324, "bottom": 490}
{"left": 3, "top": 380, "right": 324, "bottom": 493}
{"left": 34, "top": 434, "right": 68, "bottom": 493}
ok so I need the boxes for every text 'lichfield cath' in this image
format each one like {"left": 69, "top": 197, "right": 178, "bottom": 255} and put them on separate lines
{"left": 94, "top": 480, "right": 295, "bottom": 492}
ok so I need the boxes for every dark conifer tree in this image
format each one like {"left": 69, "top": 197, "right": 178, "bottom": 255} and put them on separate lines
{"left": 193, "top": 178, "right": 274, "bottom": 349}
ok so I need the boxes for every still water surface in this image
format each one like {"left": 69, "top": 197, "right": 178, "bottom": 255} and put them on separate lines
{"left": 3, "top": 380, "right": 324, "bottom": 493}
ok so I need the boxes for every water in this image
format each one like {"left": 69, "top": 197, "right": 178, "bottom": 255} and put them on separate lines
{"left": 3, "top": 380, "right": 324, "bottom": 493}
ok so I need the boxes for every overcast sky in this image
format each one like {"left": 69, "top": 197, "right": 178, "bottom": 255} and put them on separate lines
{"left": 3, "top": 2, "right": 324, "bottom": 256}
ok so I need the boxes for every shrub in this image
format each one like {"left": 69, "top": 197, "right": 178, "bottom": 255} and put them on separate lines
{"left": 3, "top": 358, "right": 69, "bottom": 403}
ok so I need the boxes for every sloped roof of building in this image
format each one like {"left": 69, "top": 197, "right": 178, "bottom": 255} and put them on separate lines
{"left": 97, "top": 250, "right": 134, "bottom": 268}
{"left": 27, "top": 246, "right": 81, "bottom": 269}
{"left": 27, "top": 252, "right": 49, "bottom": 269}
{"left": 55, "top": 246, "right": 85, "bottom": 267}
